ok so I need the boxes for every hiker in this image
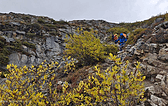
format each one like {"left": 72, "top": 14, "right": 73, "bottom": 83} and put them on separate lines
{"left": 115, "top": 33, "right": 127, "bottom": 51}
{"left": 112, "top": 34, "right": 118, "bottom": 42}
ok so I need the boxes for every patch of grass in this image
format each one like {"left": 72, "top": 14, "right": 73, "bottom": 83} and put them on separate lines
{"left": 126, "top": 28, "right": 146, "bottom": 45}
{"left": 65, "top": 66, "right": 90, "bottom": 86}
{"left": 31, "top": 23, "right": 41, "bottom": 30}
{"left": 107, "top": 27, "right": 130, "bottom": 34}
{"left": 49, "top": 31, "right": 58, "bottom": 36}
{"left": 38, "top": 18, "right": 45, "bottom": 24}
{"left": 118, "top": 13, "right": 168, "bottom": 31}
{"left": 124, "top": 54, "right": 139, "bottom": 63}
{"left": 164, "top": 13, "right": 168, "bottom": 21}
{"left": 0, "top": 36, "right": 11, "bottom": 65}
{"left": 44, "top": 24, "right": 57, "bottom": 28}
{"left": 0, "top": 53, "right": 9, "bottom": 65}
{"left": 26, "top": 32, "right": 36, "bottom": 37}
{"left": 11, "top": 39, "right": 22, "bottom": 50}
{"left": 22, "top": 41, "right": 36, "bottom": 50}
{"left": 103, "top": 44, "right": 118, "bottom": 55}
{"left": 0, "top": 41, "right": 4, "bottom": 47}
{"left": 52, "top": 19, "right": 68, "bottom": 25}
{"left": 106, "top": 34, "right": 113, "bottom": 42}
{"left": 21, "top": 15, "right": 31, "bottom": 23}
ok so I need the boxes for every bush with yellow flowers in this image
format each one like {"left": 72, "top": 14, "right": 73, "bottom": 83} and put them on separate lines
{"left": 0, "top": 57, "right": 75, "bottom": 106}
{"left": 0, "top": 53, "right": 146, "bottom": 106}
{"left": 64, "top": 28, "right": 107, "bottom": 66}
{"left": 55, "top": 53, "right": 146, "bottom": 106}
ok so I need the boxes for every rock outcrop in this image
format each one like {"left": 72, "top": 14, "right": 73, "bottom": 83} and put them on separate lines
{"left": 118, "top": 18, "right": 168, "bottom": 106}
{"left": 0, "top": 12, "right": 116, "bottom": 69}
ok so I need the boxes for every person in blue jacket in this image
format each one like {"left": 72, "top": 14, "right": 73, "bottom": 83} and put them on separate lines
{"left": 115, "top": 33, "right": 127, "bottom": 51}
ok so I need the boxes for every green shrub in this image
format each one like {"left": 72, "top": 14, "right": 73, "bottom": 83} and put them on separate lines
{"left": 65, "top": 28, "right": 106, "bottom": 66}
{"left": 0, "top": 36, "right": 5, "bottom": 42}
{"left": 104, "top": 44, "right": 118, "bottom": 55}
{"left": 38, "top": 18, "right": 45, "bottom": 24}
{"left": 107, "top": 27, "right": 130, "bottom": 34}
{"left": 52, "top": 19, "right": 68, "bottom": 25}
{"left": 164, "top": 13, "right": 168, "bottom": 21}
{"left": 49, "top": 31, "right": 58, "bottom": 36}
{"left": 126, "top": 28, "right": 146, "bottom": 45}
{"left": 12, "top": 39, "right": 22, "bottom": 50}
{"left": 106, "top": 34, "right": 113, "bottom": 42}
{"left": 31, "top": 23, "right": 41, "bottom": 30}
{"left": 23, "top": 16, "right": 31, "bottom": 20}
{"left": 0, "top": 41, "right": 4, "bottom": 47}
{"left": 22, "top": 41, "right": 36, "bottom": 50}
{"left": 2, "top": 48, "right": 10, "bottom": 55}
{"left": 133, "top": 28, "right": 146, "bottom": 35}
{"left": 44, "top": 24, "right": 57, "bottom": 28}
{"left": 0, "top": 53, "right": 9, "bottom": 65}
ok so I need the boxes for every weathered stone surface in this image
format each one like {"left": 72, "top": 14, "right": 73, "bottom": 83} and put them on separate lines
{"left": 57, "top": 81, "right": 63, "bottom": 85}
{"left": 158, "top": 48, "right": 168, "bottom": 62}
{"left": 145, "top": 86, "right": 155, "bottom": 94}
{"left": 9, "top": 22, "right": 21, "bottom": 26}
{"left": 36, "top": 44, "right": 42, "bottom": 52}
{"left": 0, "top": 78, "right": 7, "bottom": 85}
{"left": 9, "top": 53, "right": 21, "bottom": 66}
{"left": 2, "top": 36, "right": 15, "bottom": 42}
{"left": 22, "top": 45, "right": 28, "bottom": 51}
{"left": 155, "top": 74, "right": 165, "bottom": 82}
{"left": 16, "top": 30, "right": 25, "bottom": 35}
{"left": 21, "top": 54, "right": 27, "bottom": 65}
{"left": 151, "top": 95, "right": 167, "bottom": 106}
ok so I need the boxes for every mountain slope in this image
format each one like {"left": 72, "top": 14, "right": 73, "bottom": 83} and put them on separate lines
{"left": 1, "top": 12, "right": 168, "bottom": 105}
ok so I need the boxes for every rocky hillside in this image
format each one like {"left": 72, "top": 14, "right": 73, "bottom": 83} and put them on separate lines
{"left": 1, "top": 12, "right": 168, "bottom": 105}
{"left": 0, "top": 12, "right": 116, "bottom": 71}
{"left": 119, "top": 20, "right": 168, "bottom": 105}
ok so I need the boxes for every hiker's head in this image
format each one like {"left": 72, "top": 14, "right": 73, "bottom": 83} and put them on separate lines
{"left": 120, "top": 33, "right": 123, "bottom": 37}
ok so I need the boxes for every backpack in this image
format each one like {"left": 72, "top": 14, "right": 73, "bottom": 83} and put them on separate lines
{"left": 113, "top": 34, "right": 118, "bottom": 40}
{"left": 123, "top": 33, "right": 127, "bottom": 38}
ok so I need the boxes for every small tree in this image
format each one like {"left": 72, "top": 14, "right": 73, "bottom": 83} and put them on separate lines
{"left": 65, "top": 28, "right": 106, "bottom": 66}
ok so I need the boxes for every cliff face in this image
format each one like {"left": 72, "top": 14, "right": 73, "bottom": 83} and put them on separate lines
{"left": 0, "top": 12, "right": 116, "bottom": 70}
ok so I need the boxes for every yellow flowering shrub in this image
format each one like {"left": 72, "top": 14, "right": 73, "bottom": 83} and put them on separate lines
{"left": 65, "top": 28, "right": 106, "bottom": 66}
{"left": 0, "top": 54, "right": 146, "bottom": 106}
{"left": 0, "top": 57, "right": 75, "bottom": 106}
{"left": 56, "top": 53, "right": 146, "bottom": 106}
